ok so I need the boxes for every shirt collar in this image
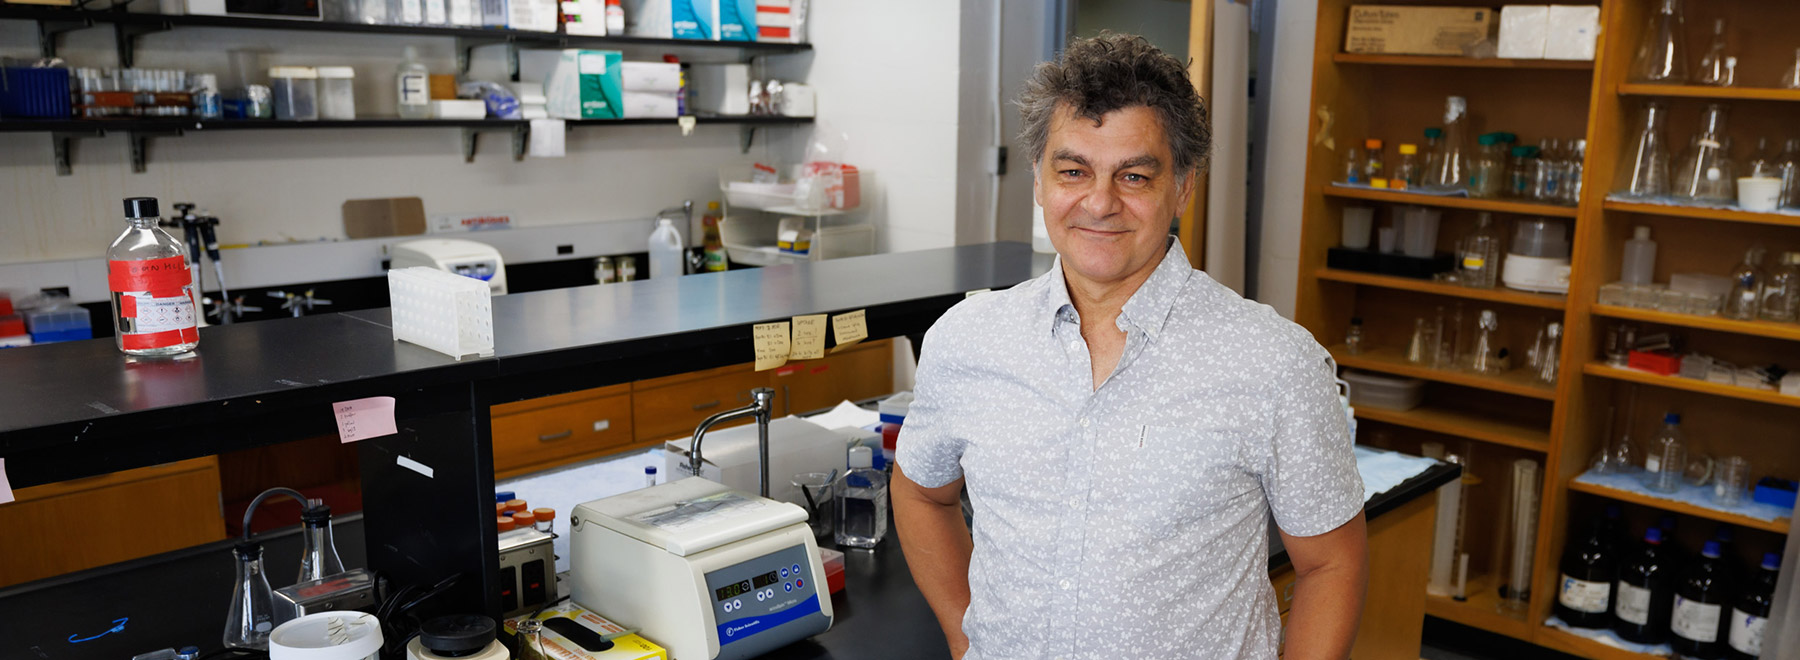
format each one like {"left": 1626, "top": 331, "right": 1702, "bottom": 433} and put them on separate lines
{"left": 1043, "top": 239, "right": 1191, "bottom": 337}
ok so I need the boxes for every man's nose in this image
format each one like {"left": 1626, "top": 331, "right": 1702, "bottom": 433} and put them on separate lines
{"left": 1081, "top": 178, "right": 1123, "bottom": 220}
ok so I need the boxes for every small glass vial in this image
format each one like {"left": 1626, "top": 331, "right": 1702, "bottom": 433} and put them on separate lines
{"left": 1393, "top": 143, "right": 1421, "bottom": 190}
{"left": 595, "top": 256, "right": 617, "bottom": 283}
{"left": 1345, "top": 317, "right": 1365, "bottom": 355}
{"left": 644, "top": 465, "right": 658, "bottom": 488}
{"left": 224, "top": 542, "right": 275, "bottom": 650}
{"left": 1341, "top": 145, "right": 1364, "bottom": 185}
{"left": 532, "top": 507, "right": 555, "bottom": 533}
{"left": 1362, "top": 139, "right": 1385, "bottom": 183}
{"left": 835, "top": 447, "right": 889, "bottom": 549}
{"left": 108, "top": 197, "right": 199, "bottom": 357}
{"left": 617, "top": 255, "right": 639, "bottom": 281}
{"left": 512, "top": 510, "right": 538, "bottom": 530}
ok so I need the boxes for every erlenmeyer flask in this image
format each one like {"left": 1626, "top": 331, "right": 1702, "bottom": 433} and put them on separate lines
{"left": 1782, "top": 48, "right": 1800, "bottom": 89}
{"left": 1746, "top": 139, "right": 1779, "bottom": 179}
{"left": 1631, "top": 0, "right": 1689, "bottom": 83}
{"left": 225, "top": 542, "right": 275, "bottom": 650}
{"left": 1620, "top": 101, "right": 1672, "bottom": 198}
{"left": 297, "top": 501, "right": 346, "bottom": 583}
{"left": 1780, "top": 139, "right": 1800, "bottom": 209}
{"left": 1535, "top": 323, "right": 1562, "bottom": 385}
{"left": 1467, "top": 310, "right": 1502, "bottom": 375}
{"left": 1695, "top": 19, "right": 1733, "bottom": 87}
{"left": 1673, "top": 103, "right": 1735, "bottom": 202}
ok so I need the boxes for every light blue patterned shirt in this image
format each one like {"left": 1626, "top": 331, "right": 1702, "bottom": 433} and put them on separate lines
{"left": 897, "top": 242, "right": 1364, "bottom": 659}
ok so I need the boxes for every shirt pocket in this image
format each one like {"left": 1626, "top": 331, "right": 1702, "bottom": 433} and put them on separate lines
{"left": 1124, "top": 424, "right": 1261, "bottom": 539}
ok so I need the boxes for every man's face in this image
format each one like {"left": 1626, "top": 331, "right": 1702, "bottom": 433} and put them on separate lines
{"left": 1035, "top": 103, "right": 1193, "bottom": 289}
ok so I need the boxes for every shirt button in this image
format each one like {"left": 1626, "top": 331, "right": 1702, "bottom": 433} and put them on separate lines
{"left": 1059, "top": 579, "right": 1073, "bottom": 590}
{"left": 1079, "top": 418, "right": 1090, "bottom": 428}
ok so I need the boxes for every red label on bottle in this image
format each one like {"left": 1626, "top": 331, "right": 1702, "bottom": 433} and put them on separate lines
{"left": 110, "top": 256, "right": 197, "bottom": 351}
{"left": 109, "top": 257, "right": 191, "bottom": 297}
{"left": 120, "top": 327, "right": 199, "bottom": 350}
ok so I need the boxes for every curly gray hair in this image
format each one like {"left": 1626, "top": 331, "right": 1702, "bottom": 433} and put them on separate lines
{"left": 1017, "top": 32, "right": 1212, "bottom": 176}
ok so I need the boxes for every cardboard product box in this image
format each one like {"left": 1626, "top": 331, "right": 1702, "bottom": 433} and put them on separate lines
{"left": 1344, "top": 5, "right": 1495, "bottom": 56}
{"left": 687, "top": 63, "right": 750, "bottom": 115}
{"left": 719, "top": 0, "right": 757, "bottom": 41}
{"left": 621, "top": 91, "right": 680, "bottom": 118}
{"left": 481, "top": 0, "right": 509, "bottom": 27}
{"left": 505, "top": 602, "right": 668, "bottom": 660}
{"left": 626, "top": 0, "right": 718, "bottom": 39}
{"left": 545, "top": 50, "right": 624, "bottom": 120}
{"left": 1545, "top": 5, "right": 1601, "bottom": 61}
{"left": 1496, "top": 5, "right": 1549, "bottom": 59}
{"left": 509, "top": 0, "right": 558, "bottom": 32}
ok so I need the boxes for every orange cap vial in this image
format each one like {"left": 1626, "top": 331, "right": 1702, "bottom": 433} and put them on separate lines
{"left": 533, "top": 507, "right": 555, "bottom": 522}
{"left": 1365, "top": 138, "right": 1383, "bottom": 149}
{"left": 512, "top": 511, "right": 538, "bottom": 527}
{"left": 505, "top": 499, "right": 527, "bottom": 511}
{"left": 497, "top": 515, "right": 516, "bottom": 532}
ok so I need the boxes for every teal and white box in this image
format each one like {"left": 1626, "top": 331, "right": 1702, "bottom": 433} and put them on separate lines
{"left": 625, "top": 0, "right": 720, "bottom": 40}
{"left": 544, "top": 50, "right": 623, "bottom": 120}
{"left": 718, "top": 0, "right": 756, "bottom": 41}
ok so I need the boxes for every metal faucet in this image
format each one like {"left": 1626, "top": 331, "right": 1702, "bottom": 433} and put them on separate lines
{"left": 688, "top": 388, "right": 777, "bottom": 497}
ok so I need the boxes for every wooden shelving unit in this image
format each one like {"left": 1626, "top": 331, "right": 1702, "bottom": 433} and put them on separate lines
{"left": 1296, "top": 0, "right": 1800, "bottom": 654}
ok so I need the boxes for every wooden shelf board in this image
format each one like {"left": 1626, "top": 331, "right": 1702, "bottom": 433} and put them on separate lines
{"left": 1315, "top": 269, "right": 1567, "bottom": 310}
{"left": 1334, "top": 53, "right": 1594, "bottom": 70}
{"left": 1331, "top": 346, "right": 1558, "bottom": 400}
{"left": 1592, "top": 304, "right": 1800, "bottom": 342}
{"left": 1534, "top": 625, "right": 1666, "bottom": 660}
{"left": 1566, "top": 478, "right": 1791, "bottom": 534}
{"left": 1355, "top": 405, "right": 1550, "bottom": 452}
{"left": 1323, "top": 186, "right": 1580, "bottom": 218}
{"left": 1603, "top": 199, "right": 1800, "bottom": 227}
{"left": 1583, "top": 364, "right": 1800, "bottom": 409}
{"left": 1423, "top": 574, "right": 1536, "bottom": 642}
{"left": 1618, "top": 83, "right": 1800, "bottom": 102}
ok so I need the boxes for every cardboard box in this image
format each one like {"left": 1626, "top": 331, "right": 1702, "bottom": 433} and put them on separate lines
{"left": 688, "top": 63, "right": 750, "bottom": 115}
{"left": 1545, "top": 5, "right": 1601, "bottom": 61}
{"left": 1344, "top": 5, "right": 1495, "bottom": 56}
{"left": 626, "top": 0, "right": 718, "bottom": 40}
{"left": 505, "top": 603, "right": 667, "bottom": 660}
{"left": 545, "top": 50, "right": 624, "bottom": 120}
{"left": 719, "top": 0, "right": 757, "bottom": 41}
{"left": 1497, "top": 6, "right": 1548, "bottom": 59}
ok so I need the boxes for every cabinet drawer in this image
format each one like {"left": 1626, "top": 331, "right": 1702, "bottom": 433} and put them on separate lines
{"left": 0, "top": 458, "right": 224, "bottom": 588}
{"left": 492, "top": 391, "right": 634, "bottom": 475}
{"left": 767, "top": 338, "right": 894, "bottom": 416}
{"left": 633, "top": 364, "right": 770, "bottom": 443}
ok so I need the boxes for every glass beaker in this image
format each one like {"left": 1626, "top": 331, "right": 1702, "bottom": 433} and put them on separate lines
{"left": 1620, "top": 101, "right": 1672, "bottom": 198}
{"left": 1630, "top": 0, "right": 1689, "bottom": 83}
{"left": 1714, "top": 456, "right": 1750, "bottom": 506}
{"left": 791, "top": 471, "right": 837, "bottom": 540}
{"left": 297, "top": 501, "right": 345, "bottom": 583}
{"left": 1673, "top": 104, "right": 1736, "bottom": 203}
{"left": 225, "top": 542, "right": 275, "bottom": 650}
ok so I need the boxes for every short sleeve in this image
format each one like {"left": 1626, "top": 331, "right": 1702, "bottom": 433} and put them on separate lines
{"left": 895, "top": 327, "right": 966, "bottom": 489}
{"left": 1262, "top": 346, "right": 1364, "bottom": 537}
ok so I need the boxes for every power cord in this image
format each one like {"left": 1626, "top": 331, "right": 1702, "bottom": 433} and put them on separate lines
{"left": 378, "top": 573, "right": 463, "bottom": 656}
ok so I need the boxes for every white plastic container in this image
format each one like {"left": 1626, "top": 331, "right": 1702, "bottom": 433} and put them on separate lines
{"left": 387, "top": 267, "right": 494, "bottom": 360}
{"left": 1340, "top": 370, "right": 1426, "bottom": 411}
{"left": 648, "top": 218, "right": 685, "bottom": 279}
{"left": 269, "top": 66, "right": 319, "bottom": 121}
{"left": 316, "top": 67, "right": 357, "bottom": 120}
{"left": 268, "top": 612, "right": 382, "bottom": 660}
{"left": 1620, "top": 226, "right": 1657, "bottom": 285}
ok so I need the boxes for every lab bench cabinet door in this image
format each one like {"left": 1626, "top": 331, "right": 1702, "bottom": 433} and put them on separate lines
{"left": 490, "top": 383, "right": 634, "bottom": 479}
{"left": 631, "top": 364, "right": 772, "bottom": 444}
{"left": 0, "top": 457, "right": 225, "bottom": 588}
{"left": 766, "top": 338, "right": 895, "bottom": 416}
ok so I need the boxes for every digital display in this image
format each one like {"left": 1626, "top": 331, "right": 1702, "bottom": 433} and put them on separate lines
{"left": 715, "top": 571, "right": 780, "bottom": 602}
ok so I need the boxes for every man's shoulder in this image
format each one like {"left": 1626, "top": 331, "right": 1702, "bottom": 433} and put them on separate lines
{"left": 1175, "top": 272, "right": 1328, "bottom": 363}
{"left": 926, "top": 272, "right": 1051, "bottom": 341}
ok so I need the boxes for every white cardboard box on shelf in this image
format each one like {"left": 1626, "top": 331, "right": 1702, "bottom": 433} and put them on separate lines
{"left": 689, "top": 63, "right": 751, "bottom": 115}
{"left": 1544, "top": 5, "right": 1601, "bottom": 61}
{"left": 1497, "top": 6, "right": 1548, "bottom": 59}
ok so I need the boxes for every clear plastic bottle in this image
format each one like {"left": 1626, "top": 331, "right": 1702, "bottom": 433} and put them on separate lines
{"left": 1460, "top": 213, "right": 1503, "bottom": 289}
{"left": 1508, "top": 145, "right": 1539, "bottom": 199}
{"left": 1394, "top": 144, "right": 1421, "bottom": 191}
{"left": 396, "top": 46, "right": 430, "bottom": 119}
{"left": 701, "top": 202, "right": 727, "bottom": 272}
{"left": 1422, "top": 127, "right": 1445, "bottom": 184}
{"left": 1695, "top": 19, "right": 1732, "bottom": 87}
{"left": 1345, "top": 317, "right": 1365, "bottom": 355}
{"left": 1760, "top": 252, "right": 1800, "bottom": 322}
{"left": 1362, "top": 139, "right": 1385, "bottom": 183}
{"left": 834, "top": 446, "right": 889, "bottom": 549}
{"left": 1621, "top": 101, "right": 1673, "bottom": 199}
{"left": 1427, "top": 98, "right": 1471, "bottom": 191}
{"left": 1341, "top": 144, "right": 1364, "bottom": 185}
{"left": 648, "top": 218, "right": 685, "bottom": 279}
{"left": 605, "top": 0, "right": 625, "bottom": 34}
{"left": 1467, "top": 310, "right": 1502, "bottom": 374}
{"left": 1564, "top": 139, "right": 1587, "bottom": 205}
{"left": 1621, "top": 226, "right": 1658, "bottom": 286}
{"left": 1631, "top": 0, "right": 1689, "bottom": 83}
{"left": 1644, "top": 413, "right": 1687, "bottom": 493}
{"left": 225, "top": 542, "right": 275, "bottom": 650}
{"left": 297, "top": 502, "right": 345, "bottom": 583}
{"left": 1534, "top": 139, "right": 1563, "bottom": 202}
{"left": 1781, "top": 139, "right": 1800, "bottom": 209}
{"left": 108, "top": 197, "right": 199, "bottom": 357}
{"left": 1468, "top": 134, "right": 1506, "bottom": 198}
{"left": 1674, "top": 103, "right": 1736, "bottom": 203}
{"left": 1724, "top": 248, "right": 1765, "bottom": 321}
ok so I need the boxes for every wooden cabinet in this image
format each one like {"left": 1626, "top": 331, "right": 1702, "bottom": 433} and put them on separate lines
{"left": 766, "top": 339, "right": 895, "bottom": 416}
{"left": 631, "top": 363, "right": 774, "bottom": 444}
{"left": 0, "top": 457, "right": 225, "bottom": 588}
{"left": 492, "top": 383, "right": 635, "bottom": 478}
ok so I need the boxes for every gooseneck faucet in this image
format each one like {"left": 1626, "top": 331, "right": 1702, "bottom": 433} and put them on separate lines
{"left": 688, "top": 388, "right": 777, "bottom": 497}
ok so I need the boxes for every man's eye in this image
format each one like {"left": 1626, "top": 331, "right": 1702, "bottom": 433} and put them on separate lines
{"left": 1123, "top": 173, "right": 1148, "bottom": 183}
{"left": 1060, "top": 170, "right": 1085, "bottom": 179}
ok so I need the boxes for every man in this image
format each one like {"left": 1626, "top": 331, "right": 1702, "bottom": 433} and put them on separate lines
{"left": 893, "top": 34, "right": 1367, "bottom": 659}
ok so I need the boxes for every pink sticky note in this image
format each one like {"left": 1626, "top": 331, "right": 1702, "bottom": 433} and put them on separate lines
{"left": 333, "top": 396, "right": 398, "bottom": 443}
{"left": 0, "top": 458, "right": 14, "bottom": 505}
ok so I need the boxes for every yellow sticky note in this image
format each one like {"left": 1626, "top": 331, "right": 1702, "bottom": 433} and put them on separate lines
{"left": 753, "top": 321, "right": 791, "bottom": 371}
{"left": 791, "top": 314, "right": 827, "bottom": 360}
{"left": 831, "top": 309, "right": 868, "bottom": 353}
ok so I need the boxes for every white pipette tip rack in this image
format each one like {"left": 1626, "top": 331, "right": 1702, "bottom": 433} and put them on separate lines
{"left": 387, "top": 267, "right": 495, "bottom": 361}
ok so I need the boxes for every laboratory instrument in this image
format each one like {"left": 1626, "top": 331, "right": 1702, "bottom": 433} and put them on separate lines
{"left": 497, "top": 526, "right": 555, "bottom": 617}
{"left": 1645, "top": 413, "right": 1687, "bottom": 493}
{"left": 1631, "top": 0, "right": 1689, "bottom": 83}
{"left": 568, "top": 476, "right": 833, "bottom": 660}
{"left": 1694, "top": 19, "right": 1734, "bottom": 87}
{"left": 1554, "top": 506, "right": 1619, "bottom": 628}
{"left": 1614, "top": 527, "right": 1673, "bottom": 644}
{"left": 405, "top": 616, "right": 509, "bottom": 660}
{"left": 108, "top": 197, "right": 199, "bottom": 356}
{"left": 1459, "top": 213, "right": 1502, "bottom": 289}
{"left": 1729, "top": 553, "right": 1779, "bottom": 658}
{"left": 834, "top": 446, "right": 888, "bottom": 549}
{"left": 226, "top": 542, "right": 276, "bottom": 650}
{"left": 1501, "top": 218, "right": 1571, "bottom": 294}
{"left": 1620, "top": 101, "right": 1672, "bottom": 198}
{"left": 267, "top": 612, "right": 383, "bottom": 660}
{"left": 1501, "top": 458, "right": 1541, "bottom": 611}
{"left": 273, "top": 569, "right": 379, "bottom": 628}
{"left": 1761, "top": 252, "right": 1800, "bottom": 321}
{"left": 1671, "top": 541, "right": 1733, "bottom": 658}
{"left": 1674, "top": 104, "right": 1736, "bottom": 203}
{"left": 1620, "top": 226, "right": 1657, "bottom": 286}
{"left": 390, "top": 238, "right": 509, "bottom": 294}
{"left": 397, "top": 47, "right": 430, "bottom": 119}
{"left": 1723, "top": 248, "right": 1765, "bottom": 321}
{"left": 162, "top": 203, "right": 239, "bottom": 325}
{"left": 1425, "top": 97, "right": 1470, "bottom": 191}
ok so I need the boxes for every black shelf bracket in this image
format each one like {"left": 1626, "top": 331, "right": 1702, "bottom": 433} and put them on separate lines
{"left": 128, "top": 129, "right": 182, "bottom": 173}
{"left": 36, "top": 17, "right": 93, "bottom": 60}
{"left": 50, "top": 129, "right": 105, "bottom": 176}
{"left": 740, "top": 125, "right": 756, "bottom": 154}
{"left": 456, "top": 37, "right": 520, "bottom": 82}
{"left": 113, "top": 20, "right": 171, "bottom": 69}
{"left": 461, "top": 123, "right": 528, "bottom": 163}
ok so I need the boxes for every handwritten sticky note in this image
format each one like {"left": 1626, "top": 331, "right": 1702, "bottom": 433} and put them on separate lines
{"left": 753, "top": 322, "right": 791, "bottom": 371}
{"left": 790, "top": 314, "right": 827, "bottom": 360}
{"left": 831, "top": 309, "right": 868, "bottom": 353}
{"left": 333, "top": 396, "right": 398, "bottom": 443}
{"left": 0, "top": 458, "right": 13, "bottom": 505}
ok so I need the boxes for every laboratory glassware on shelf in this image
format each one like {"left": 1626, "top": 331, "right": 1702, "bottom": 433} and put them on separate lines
{"left": 1406, "top": 317, "right": 1433, "bottom": 365}
{"left": 1620, "top": 226, "right": 1657, "bottom": 286}
{"left": 1422, "top": 127, "right": 1445, "bottom": 185}
{"left": 1620, "top": 101, "right": 1673, "bottom": 199}
{"left": 1645, "top": 413, "right": 1687, "bottom": 494}
{"left": 1781, "top": 139, "right": 1800, "bottom": 209}
{"left": 1534, "top": 322, "right": 1561, "bottom": 385}
{"left": 1466, "top": 310, "right": 1503, "bottom": 375}
{"left": 1693, "top": 19, "right": 1734, "bottom": 87}
{"left": 1468, "top": 134, "right": 1506, "bottom": 199}
{"left": 1425, "top": 97, "right": 1471, "bottom": 192}
{"left": 1506, "top": 145, "right": 1539, "bottom": 200}
{"left": 1345, "top": 317, "right": 1365, "bottom": 355}
{"left": 1394, "top": 144, "right": 1421, "bottom": 190}
{"left": 1631, "top": 0, "right": 1689, "bottom": 83}
{"left": 1723, "top": 248, "right": 1765, "bottom": 321}
{"left": 297, "top": 500, "right": 346, "bottom": 583}
{"left": 1563, "top": 140, "right": 1586, "bottom": 206}
{"left": 1760, "top": 252, "right": 1800, "bottom": 322}
{"left": 1341, "top": 143, "right": 1365, "bottom": 185}
{"left": 1782, "top": 49, "right": 1800, "bottom": 90}
{"left": 1458, "top": 212, "right": 1503, "bottom": 289}
{"left": 1362, "top": 139, "right": 1384, "bottom": 184}
{"left": 1672, "top": 103, "right": 1735, "bottom": 203}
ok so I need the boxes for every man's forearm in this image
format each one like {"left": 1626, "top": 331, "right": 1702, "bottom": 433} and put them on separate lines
{"left": 1281, "top": 556, "right": 1366, "bottom": 659}
{"left": 893, "top": 481, "right": 975, "bottom": 657}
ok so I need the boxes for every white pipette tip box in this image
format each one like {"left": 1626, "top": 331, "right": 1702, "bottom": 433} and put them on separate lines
{"left": 387, "top": 266, "right": 495, "bottom": 360}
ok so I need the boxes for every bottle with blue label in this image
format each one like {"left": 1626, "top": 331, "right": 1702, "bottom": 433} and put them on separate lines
{"left": 834, "top": 447, "right": 888, "bottom": 549}
{"left": 1727, "top": 553, "right": 1780, "bottom": 659}
{"left": 1672, "top": 540, "right": 1734, "bottom": 658}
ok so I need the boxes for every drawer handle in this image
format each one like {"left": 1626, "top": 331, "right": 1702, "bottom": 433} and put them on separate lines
{"left": 538, "top": 430, "right": 573, "bottom": 442}
{"left": 692, "top": 400, "right": 722, "bottom": 411}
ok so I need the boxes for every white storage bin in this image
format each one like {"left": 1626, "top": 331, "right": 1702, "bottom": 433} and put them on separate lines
{"left": 269, "top": 66, "right": 319, "bottom": 121}
{"left": 316, "top": 66, "right": 357, "bottom": 120}
{"left": 1340, "top": 369, "right": 1425, "bottom": 411}
{"left": 387, "top": 267, "right": 494, "bottom": 360}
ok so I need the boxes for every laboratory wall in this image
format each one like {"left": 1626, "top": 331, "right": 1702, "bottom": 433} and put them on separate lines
{"left": 0, "top": 1, "right": 983, "bottom": 266}
{"left": 1252, "top": 0, "right": 1322, "bottom": 319}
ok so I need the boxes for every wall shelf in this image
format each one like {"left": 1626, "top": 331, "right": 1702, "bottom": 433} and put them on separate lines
{"left": 1323, "top": 186, "right": 1581, "bottom": 218}
{"left": 1423, "top": 575, "right": 1535, "bottom": 642}
{"left": 1583, "top": 363, "right": 1800, "bottom": 409}
{"left": 1354, "top": 405, "right": 1550, "bottom": 452}
{"left": 1592, "top": 304, "right": 1800, "bottom": 342}
{"left": 1334, "top": 53, "right": 1594, "bottom": 70}
{"left": 1603, "top": 198, "right": 1800, "bottom": 228}
{"left": 1533, "top": 626, "right": 1663, "bottom": 660}
{"left": 1566, "top": 475, "right": 1791, "bottom": 535}
{"left": 1316, "top": 269, "right": 1568, "bottom": 310}
{"left": 1618, "top": 83, "right": 1800, "bottom": 103}
{"left": 1331, "top": 346, "right": 1558, "bottom": 400}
